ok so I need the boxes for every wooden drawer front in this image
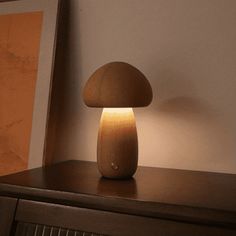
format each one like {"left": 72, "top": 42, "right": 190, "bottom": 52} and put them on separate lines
{"left": 14, "top": 222, "right": 103, "bottom": 236}
{"left": 15, "top": 200, "right": 236, "bottom": 236}
{"left": 0, "top": 196, "right": 18, "bottom": 236}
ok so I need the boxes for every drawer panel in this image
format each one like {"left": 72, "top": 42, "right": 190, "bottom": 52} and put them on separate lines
{"left": 15, "top": 199, "right": 236, "bottom": 236}
{"left": 0, "top": 196, "right": 18, "bottom": 236}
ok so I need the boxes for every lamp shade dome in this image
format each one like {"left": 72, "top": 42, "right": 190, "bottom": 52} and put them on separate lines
{"left": 83, "top": 62, "right": 153, "bottom": 107}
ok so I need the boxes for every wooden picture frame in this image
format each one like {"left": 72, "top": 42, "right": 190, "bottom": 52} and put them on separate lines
{"left": 0, "top": 0, "right": 62, "bottom": 175}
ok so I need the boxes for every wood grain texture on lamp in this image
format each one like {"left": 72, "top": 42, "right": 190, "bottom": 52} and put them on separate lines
{"left": 83, "top": 62, "right": 153, "bottom": 108}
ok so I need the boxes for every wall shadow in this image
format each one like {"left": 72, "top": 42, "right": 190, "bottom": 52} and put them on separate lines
{"left": 137, "top": 65, "right": 235, "bottom": 172}
{"left": 144, "top": 65, "right": 214, "bottom": 120}
{"left": 157, "top": 96, "right": 211, "bottom": 118}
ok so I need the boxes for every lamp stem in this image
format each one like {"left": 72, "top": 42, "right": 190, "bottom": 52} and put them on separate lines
{"left": 97, "top": 108, "right": 138, "bottom": 179}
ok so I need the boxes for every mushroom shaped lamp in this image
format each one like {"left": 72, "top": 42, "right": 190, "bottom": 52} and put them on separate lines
{"left": 83, "top": 62, "right": 152, "bottom": 179}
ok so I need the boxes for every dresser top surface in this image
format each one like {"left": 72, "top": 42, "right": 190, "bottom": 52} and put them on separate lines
{"left": 0, "top": 160, "right": 236, "bottom": 213}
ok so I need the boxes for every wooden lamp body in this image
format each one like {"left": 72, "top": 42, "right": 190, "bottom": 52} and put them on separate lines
{"left": 97, "top": 108, "right": 138, "bottom": 179}
{"left": 83, "top": 62, "right": 152, "bottom": 179}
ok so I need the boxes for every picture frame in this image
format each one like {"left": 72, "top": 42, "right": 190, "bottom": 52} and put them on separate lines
{"left": 0, "top": 0, "right": 62, "bottom": 175}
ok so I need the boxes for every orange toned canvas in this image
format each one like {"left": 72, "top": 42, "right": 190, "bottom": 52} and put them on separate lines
{"left": 0, "top": 12, "right": 43, "bottom": 176}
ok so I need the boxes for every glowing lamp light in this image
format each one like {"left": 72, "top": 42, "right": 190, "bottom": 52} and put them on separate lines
{"left": 83, "top": 62, "right": 152, "bottom": 179}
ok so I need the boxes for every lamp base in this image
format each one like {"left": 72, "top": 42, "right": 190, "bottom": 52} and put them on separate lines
{"left": 97, "top": 108, "right": 138, "bottom": 179}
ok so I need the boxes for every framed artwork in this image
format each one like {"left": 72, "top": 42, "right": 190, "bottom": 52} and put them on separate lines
{"left": 0, "top": 0, "right": 62, "bottom": 176}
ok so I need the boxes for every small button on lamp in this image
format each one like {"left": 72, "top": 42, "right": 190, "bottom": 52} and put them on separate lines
{"left": 83, "top": 62, "right": 152, "bottom": 179}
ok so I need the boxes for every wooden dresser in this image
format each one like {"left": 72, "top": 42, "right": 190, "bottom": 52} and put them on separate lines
{"left": 0, "top": 160, "right": 236, "bottom": 236}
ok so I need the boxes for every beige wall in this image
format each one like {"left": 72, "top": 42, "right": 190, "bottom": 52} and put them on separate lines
{"left": 53, "top": 0, "right": 236, "bottom": 173}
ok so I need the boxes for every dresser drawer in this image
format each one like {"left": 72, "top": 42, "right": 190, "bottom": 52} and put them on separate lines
{"left": 0, "top": 196, "right": 18, "bottom": 236}
{"left": 13, "top": 199, "right": 236, "bottom": 236}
